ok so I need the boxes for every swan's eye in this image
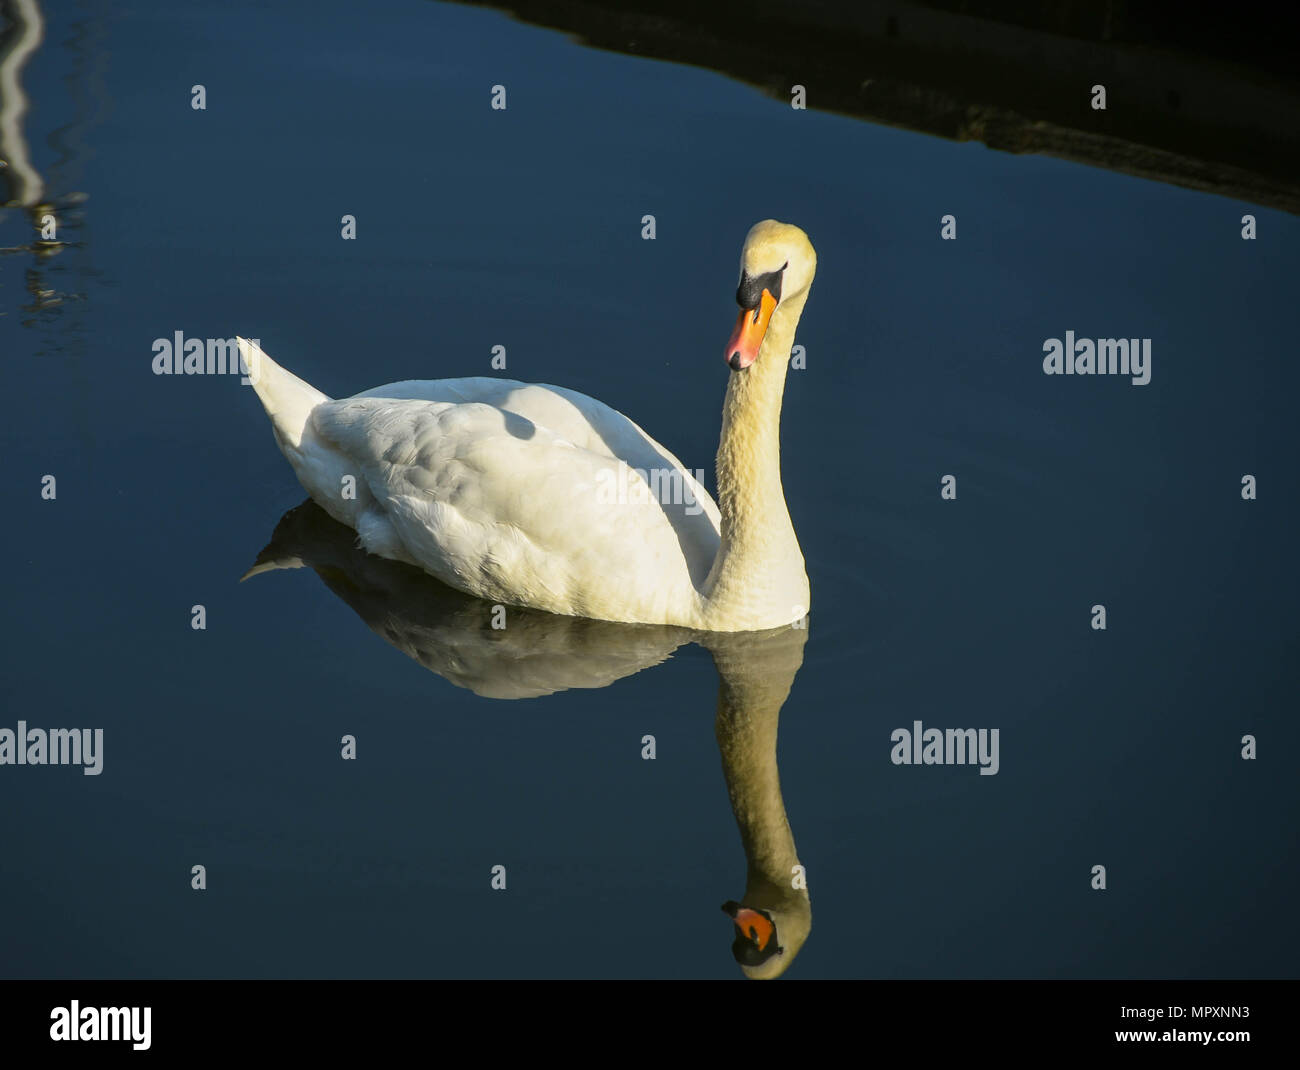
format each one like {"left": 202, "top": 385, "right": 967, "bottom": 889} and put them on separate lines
{"left": 736, "top": 266, "right": 784, "bottom": 310}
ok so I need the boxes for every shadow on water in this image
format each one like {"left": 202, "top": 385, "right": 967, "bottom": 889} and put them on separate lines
{"left": 246, "top": 499, "right": 813, "bottom": 978}
{"left": 449, "top": 0, "right": 1300, "bottom": 214}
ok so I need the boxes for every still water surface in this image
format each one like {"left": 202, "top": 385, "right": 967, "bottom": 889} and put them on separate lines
{"left": 2, "top": 0, "right": 1297, "bottom": 978}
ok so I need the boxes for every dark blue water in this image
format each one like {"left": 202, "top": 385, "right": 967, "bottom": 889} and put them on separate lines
{"left": 2, "top": 0, "right": 1296, "bottom": 978}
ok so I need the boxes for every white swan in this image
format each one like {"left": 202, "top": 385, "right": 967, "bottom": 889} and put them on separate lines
{"left": 239, "top": 219, "right": 814, "bottom": 631}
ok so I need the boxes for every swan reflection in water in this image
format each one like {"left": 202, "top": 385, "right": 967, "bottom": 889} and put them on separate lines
{"left": 246, "top": 500, "right": 812, "bottom": 978}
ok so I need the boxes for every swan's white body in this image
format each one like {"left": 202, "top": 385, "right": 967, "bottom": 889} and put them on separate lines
{"left": 241, "top": 220, "right": 815, "bottom": 631}
{"left": 246, "top": 364, "right": 723, "bottom": 624}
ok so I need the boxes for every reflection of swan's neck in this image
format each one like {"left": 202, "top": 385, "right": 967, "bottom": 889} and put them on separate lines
{"left": 715, "top": 649, "right": 802, "bottom": 903}
{"left": 703, "top": 293, "right": 808, "bottom": 628}
{"left": 710, "top": 630, "right": 810, "bottom": 978}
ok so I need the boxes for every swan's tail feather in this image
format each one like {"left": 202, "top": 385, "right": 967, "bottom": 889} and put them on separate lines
{"left": 237, "top": 337, "right": 330, "bottom": 450}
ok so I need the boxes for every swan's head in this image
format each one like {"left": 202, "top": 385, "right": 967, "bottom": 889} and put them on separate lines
{"left": 725, "top": 220, "right": 816, "bottom": 372}
{"left": 722, "top": 896, "right": 812, "bottom": 980}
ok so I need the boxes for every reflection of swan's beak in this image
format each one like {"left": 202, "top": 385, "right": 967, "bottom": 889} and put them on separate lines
{"left": 722, "top": 900, "right": 783, "bottom": 965}
{"left": 709, "top": 624, "right": 810, "bottom": 978}
{"left": 726, "top": 288, "right": 776, "bottom": 371}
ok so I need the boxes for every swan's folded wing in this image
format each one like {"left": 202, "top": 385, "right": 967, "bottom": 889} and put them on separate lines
{"left": 353, "top": 378, "right": 721, "bottom": 528}
{"left": 309, "top": 397, "right": 719, "bottom": 624}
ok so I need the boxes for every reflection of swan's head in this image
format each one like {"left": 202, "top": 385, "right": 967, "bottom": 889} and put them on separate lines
{"left": 707, "top": 625, "right": 812, "bottom": 979}
{"left": 727, "top": 220, "right": 816, "bottom": 372}
{"left": 248, "top": 505, "right": 817, "bottom": 977}
{"left": 722, "top": 897, "right": 812, "bottom": 979}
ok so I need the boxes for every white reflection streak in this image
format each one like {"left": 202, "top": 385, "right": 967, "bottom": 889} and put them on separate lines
{"left": 0, "top": 0, "right": 45, "bottom": 207}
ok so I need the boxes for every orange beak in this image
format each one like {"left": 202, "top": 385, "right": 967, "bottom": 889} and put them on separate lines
{"left": 730, "top": 907, "right": 776, "bottom": 950}
{"left": 725, "top": 289, "right": 777, "bottom": 371}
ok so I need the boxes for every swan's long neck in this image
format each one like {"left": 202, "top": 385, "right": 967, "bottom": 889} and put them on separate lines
{"left": 703, "top": 292, "right": 809, "bottom": 629}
